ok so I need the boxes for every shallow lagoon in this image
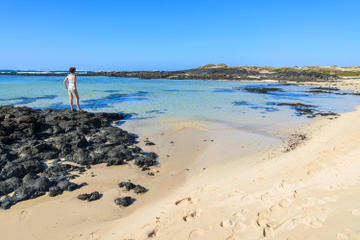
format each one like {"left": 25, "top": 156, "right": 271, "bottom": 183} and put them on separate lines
{"left": 1, "top": 75, "right": 359, "bottom": 134}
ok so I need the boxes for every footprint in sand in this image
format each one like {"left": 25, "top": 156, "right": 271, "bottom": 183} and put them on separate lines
{"left": 302, "top": 216, "right": 326, "bottom": 228}
{"left": 241, "top": 194, "right": 255, "bottom": 204}
{"left": 147, "top": 228, "right": 160, "bottom": 238}
{"left": 234, "top": 222, "right": 247, "bottom": 232}
{"left": 175, "top": 197, "right": 193, "bottom": 205}
{"left": 278, "top": 199, "right": 292, "bottom": 208}
{"left": 88, "top": 232, "right": 100, "bottom": 240}
{"left": 228, "top": 209, "right": 249, "bottom": 232}
{"left": 256, "top": 211, "right": 270, "bottom": 228}
{"left": 183, "top": 209, "right": 202, "bottom": 222}
{"left": 263, "top": 226, "right": 274, "bottom": 238}
{"left": 293, "top": 190, "right": 299, "bottom": 199}
{"left": 232, "top": 211, "right": 246, "bottom": 222}
{"left": 225, "top": 236, "right": 236, "bottom": 240}
{"left": 337, "top": 232, "right": 349, "bottom": 240}
{"left": 19, "top": 209, "right": 28, "bottom": 221}
{"left": 261, "top": 193, "right": 270, "bottom": 201}
{"left": 188, "top": 229, "right": 204, "bottom": 239}
{"left": 337, "top": 228, "right": 360, "bottom": 239}
{"left": 351, "top": 209, "right": 360, "bottom": 216}
{"left": 220, "top": 219, "right": 235, "bottom": 228}
{"left": 283, "top": 217, "right": 302, "bottom": 231}
{"left": 269, "top": 204, "right": 282, "bottom": 212}
{"left": 255, "top": 211, "right": 278, "bottom": 237}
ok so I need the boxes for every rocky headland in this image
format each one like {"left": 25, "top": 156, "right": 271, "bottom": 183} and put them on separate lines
{"left": 4, "top": 65, "right": 360, "bottom": 93}
{"left": 0, "top": 65, "right": 344, "bottom": 82}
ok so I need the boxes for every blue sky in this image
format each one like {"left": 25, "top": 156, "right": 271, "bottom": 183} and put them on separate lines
{"left": 1, "top": 0, "right": 359, "bottom": 70}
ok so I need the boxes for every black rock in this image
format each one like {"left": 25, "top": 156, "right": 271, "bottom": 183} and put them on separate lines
{"left": 77, "top": 136, "right": 89, "bottom": 148}
{"left": 12, "top": 185, "right": 45, "bottom": 203}
{"left": 118, "top": 181, "right": 136, "bottom": 191}
{"left": 133, "top": 185, "right": 148, "bottom": 194}
{"left": 77, "top": 193, "right": 89, "bottom": 200}
{"left": 48, "top": 186, "right": 63, "bottom": 197}
{"left": 0, "top": 162, "right": 26, "bottom": 179}
{"left": 242, "top": 87, "right": 284, "bottom": 94}
{"left": 88, "top": 191, "right": 101, "bottom": 201}
{"left": 0, "top": 106, "right": 158, "bottom": 209}
{"left": 134, "top": 155, "right": 156, "bottom": 167}
{"left": 1, "top": 198, "right": 12, "bottom": 210}
{"left": 0, "top": 177, "right": 21, "bottom": 196}
{"left": 57, "top": 180, "right": 70, "bottom": 190}
{"left": 119, "top": 181, "right": 148, "bottom": 194}
{"left": 33, "top": 177, "right": 52, "bottom": 192}
{"left": 67, "top": 182, "right": 80, "bottom": 191}
{"left": 22, "top": 173, "right": 39, "bottom": 184}
{"left": 106, "top": 158, "right": 125, "bottom": 166}
{"left": 77, "top": 191, "right": 101, "bottom": 201}
{"left": 114, "top": 196, "right": 135, "bottom": 207}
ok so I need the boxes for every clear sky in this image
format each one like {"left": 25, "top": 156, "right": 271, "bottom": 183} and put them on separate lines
{"left": 1, "top": 0, "right": 359, "bottom": 70}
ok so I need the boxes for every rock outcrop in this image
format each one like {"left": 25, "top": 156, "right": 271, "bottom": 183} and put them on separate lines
{"left": 0, "top": 106, "right": 157, "bottom": 209}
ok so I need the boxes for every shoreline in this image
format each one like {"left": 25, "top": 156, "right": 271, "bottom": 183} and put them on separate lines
{"left": 0, "top": 105, "right": 355, "bottom": 240}
{"left": 0, "top": 77, "right": 360, "bottom": 239}
{"left": 0, "top": 106, "right": 296, "bottom": 240}
{"left": 0, "top": 66, "right": 344, "bottom": 82}
{"left": 2, "top": 70, "right": 359, "bottom": 94}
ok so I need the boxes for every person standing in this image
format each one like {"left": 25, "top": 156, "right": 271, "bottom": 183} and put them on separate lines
{"left": 63, "top": 67, "right": 81, "bottom": 111}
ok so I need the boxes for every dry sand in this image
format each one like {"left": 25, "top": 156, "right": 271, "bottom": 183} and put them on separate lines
{"left": 1, "top": 81, "right": 360, "bottom": 240}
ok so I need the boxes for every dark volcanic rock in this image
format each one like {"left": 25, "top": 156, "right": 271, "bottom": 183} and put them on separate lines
{"left": 276, "top": 102, "right": 315, "bottom": 108}
{"left": 33, "top": 176, "right": 52, "bottom": 192}
{"left": 48, "top": 186, "right": 63, "bottom": 197}
{"left": 118, "top": 181, "right": 148, "bottom": 194}
{"left": 134, "top": 156, "right": 156, "bottom": 167}
{"left": 145, "top": 141, "right": 156, "bottom": 146}
{"left": 118, "top": 181, "right": 136, "bottom": 191}
{"left": 270, "top": 71, "right": 338, "bottom": 82}
{"left": 0, "top": 106, "right": 157, "bottom": 209}
{"left": 77, "top": 191, "right": 101, "bottom": 201}
{"left": 0, "top": 177, "right": 21, "bottom": 196}
{"left": 242, "top": 87, "right": 284, "bottom": 94}
{"left": 114, "top": 196, "right": 135, "bottom": 207}
{"left": 269, "top": 102, "right": 339, "bottom": 118}
{"left": 133, "top": 185, "right": 148, "bottom": 194}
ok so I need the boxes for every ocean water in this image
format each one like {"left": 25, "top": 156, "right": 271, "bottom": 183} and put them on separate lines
{"left": 1, "top": 75, "right": 359, "bottom": 135}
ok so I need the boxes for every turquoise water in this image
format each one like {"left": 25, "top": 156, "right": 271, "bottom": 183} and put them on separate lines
{"left": 1, "top": 75, "right": 359, "bottom": 134}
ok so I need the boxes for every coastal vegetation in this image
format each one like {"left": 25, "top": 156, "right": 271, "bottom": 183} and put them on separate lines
{"left": 269, "top": 66, "right": 360, "bottom": 77}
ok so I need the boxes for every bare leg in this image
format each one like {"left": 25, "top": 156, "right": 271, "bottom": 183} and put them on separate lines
{"left": 69, "top": 94, "right": 74, "bottom": 111}
{"left": 75, "top": 92, "right": 81, "bottom": 111}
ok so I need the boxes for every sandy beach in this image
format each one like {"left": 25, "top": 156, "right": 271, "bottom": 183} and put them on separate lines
{"left": 0, "top": 78, "right": 359, "bottom": 240}
{"left": 100, "top": 105, "right": 360, "bottom": 240}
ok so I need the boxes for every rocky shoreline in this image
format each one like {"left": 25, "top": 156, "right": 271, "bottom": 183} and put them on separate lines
{"left": 0, "top": 106, "right": 157, "bottom": 209}
{"left": 0, "top": 67, "right": 339, "bottom": 82}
